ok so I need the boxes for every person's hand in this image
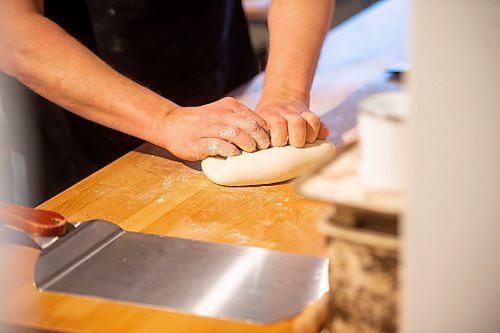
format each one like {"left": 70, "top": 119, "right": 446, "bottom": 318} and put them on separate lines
{"left": 158, "top": 97, "right": 270, "bottom": 161}
{"left": 255, "top": 100, "right": 329, "bottom": 148}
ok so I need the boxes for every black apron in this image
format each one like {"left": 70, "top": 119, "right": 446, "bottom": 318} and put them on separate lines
{"left": 0, "top": 0, "right": 258, "bottom": 204}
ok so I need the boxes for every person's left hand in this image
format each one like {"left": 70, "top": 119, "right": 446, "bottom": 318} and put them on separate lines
{"left": 255, "top": 100, "right": 329, "bottom": 148}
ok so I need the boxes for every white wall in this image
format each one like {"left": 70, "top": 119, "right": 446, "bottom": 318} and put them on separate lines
{"left": 405, "top": 1, "right": 500, "bottom": 332}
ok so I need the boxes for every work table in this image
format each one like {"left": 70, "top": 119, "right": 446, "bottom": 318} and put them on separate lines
{"left": 0, "top": 1, "right": 408, "bottom": 332}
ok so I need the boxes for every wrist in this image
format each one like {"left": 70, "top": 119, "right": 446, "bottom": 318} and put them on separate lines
{"left": 258, "top": 86, "right": 310, "bottom": 110}
{"left": 140, "top": 95, "right": 179, "bottom": 148}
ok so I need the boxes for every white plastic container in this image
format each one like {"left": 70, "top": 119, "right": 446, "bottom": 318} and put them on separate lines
{"left": 358, "top": 91, "right": 409, "bottom": 192}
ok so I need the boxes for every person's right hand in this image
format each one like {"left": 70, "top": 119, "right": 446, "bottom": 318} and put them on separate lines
{"left": 158, "top": 97, "right": 271, "bottom": 161}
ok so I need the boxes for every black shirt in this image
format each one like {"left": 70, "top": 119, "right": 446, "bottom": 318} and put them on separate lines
{"left": 0, "top": 0, "right": 258, "bottom": 204}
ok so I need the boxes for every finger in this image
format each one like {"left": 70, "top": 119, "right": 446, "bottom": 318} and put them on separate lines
{"left": 283, "top": 112, "right": 307, "bottom": 147}
{"left": 262, "top": 113, "right": 288, "bottom": 147}
{"left": 317, "top": 123, "right": 330, "bottom": 140}
{"left": 194, "top": 138, "right": 240, "bottom": 160}
{"left": 231, "top": 115, "right": 270, "bottom": 150}
{"left": 301, "top": 112, "right": 322, "bottom": 143}
{"left": 228, "top": 99, "right": 270, "bottom": 132}
{"left": 202, "top": 124, "right": 257, "bottom": 153}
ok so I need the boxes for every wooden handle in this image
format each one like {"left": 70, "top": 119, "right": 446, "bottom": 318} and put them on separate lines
{"left": 0, "top": 201, "right": 67, "bottom": 237}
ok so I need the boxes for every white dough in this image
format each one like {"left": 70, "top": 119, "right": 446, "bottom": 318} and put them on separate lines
{"left": 201, "top": 140, "right": 335, "bottom": 186}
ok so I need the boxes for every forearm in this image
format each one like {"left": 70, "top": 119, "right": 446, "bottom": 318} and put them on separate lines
{"left": 261, "top": 0, "right": 333, "bottom": 106}
{"left": 0, "top": 1, "right": 177, "bottom": 147}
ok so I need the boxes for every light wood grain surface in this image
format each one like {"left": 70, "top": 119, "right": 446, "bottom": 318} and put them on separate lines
{"left": 0, "top": 1, "right": 409, "bottom": 332}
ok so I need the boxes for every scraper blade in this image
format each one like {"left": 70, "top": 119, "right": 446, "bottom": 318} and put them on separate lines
{"left": 35, "top": 220, "right": 329, "bottom": 323}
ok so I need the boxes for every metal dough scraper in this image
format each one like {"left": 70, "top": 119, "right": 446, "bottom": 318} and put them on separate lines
{"left": 0, "top": 202, "right": 328, "bottom": 323}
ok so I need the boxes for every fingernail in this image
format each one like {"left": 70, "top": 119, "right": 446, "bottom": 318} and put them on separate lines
{"left": 228, "top": 149, "right": 241, "bottom": 157}
{"left": 259, "top": 140, "right": 270, "bottom": 150}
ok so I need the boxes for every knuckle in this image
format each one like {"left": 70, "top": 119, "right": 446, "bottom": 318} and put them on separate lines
{"left": 203, "top": 123, "right": 219, "bottom": 136}
{"left": 221, "top": 97, "right": 239, "bottom": 108}
{"left": 246, "top": 119, "right": 260, "bottom": 131}
{"left": 305, "top": 113, "right": 321, "bottom": 125}
{"left": 221, "top": 96, "right": 234, "bottom": 103}
{"left": 269, "top": 114, "right": 288, "bottom": 127}
{"left": 290, "top": 116, "right": 306, "bottom": 128}
{"left": 205, "top": 140, "right": 221, "bottom": 154}
{"left": 232, "top": 126, "right": 242, "bottom": 136}
{"left": 193, "top": 142, "right": 208, "bottom": 159}
{"left": 221, "top": 126, "right": 241, "bottom": 139}
{"left": 276, "top": 118, "right": 288, "bottom": 128}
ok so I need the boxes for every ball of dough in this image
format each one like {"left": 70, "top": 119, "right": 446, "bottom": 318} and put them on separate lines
{"left": 201, "top": 140, "right": 335, "bottom": 186}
